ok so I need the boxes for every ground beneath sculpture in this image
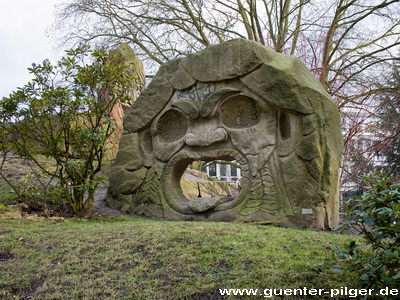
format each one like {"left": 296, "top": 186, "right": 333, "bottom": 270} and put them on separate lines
{"left": 93, "top": 188, "right": 139, "bottom": 218}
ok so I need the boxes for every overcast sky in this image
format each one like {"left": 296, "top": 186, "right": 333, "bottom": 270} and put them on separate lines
{"left": 0, "top": 0, "right": 63, "bottom": 98}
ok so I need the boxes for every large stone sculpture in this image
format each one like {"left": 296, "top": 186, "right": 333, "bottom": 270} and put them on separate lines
{"left": 107, "top": 39, "right": 343, "bottom": 230}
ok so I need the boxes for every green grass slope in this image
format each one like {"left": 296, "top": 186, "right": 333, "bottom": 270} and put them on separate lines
{"left": 0, "top": 216, "right": 356, "bottom": 299}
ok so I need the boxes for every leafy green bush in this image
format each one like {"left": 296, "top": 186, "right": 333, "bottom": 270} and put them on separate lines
{"left": 334, "top": 173, "right": 400, "bottom": 289}
{"left": 0, "top": 45, "right": 135, "bottom": 217}
{"left": 17, "top": 173, "right": 69, "bottom": 215}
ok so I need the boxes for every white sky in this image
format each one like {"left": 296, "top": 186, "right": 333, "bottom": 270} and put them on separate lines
{"left": 0, "top": 0, "right": 63, "bottom": 97}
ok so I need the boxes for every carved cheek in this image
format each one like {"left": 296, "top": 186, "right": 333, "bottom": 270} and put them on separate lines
{"left": 152, "top": 109, "right": 189, "bottom": 162}
{"left": 227, "top": 115, "right": 276, "bottom": 155}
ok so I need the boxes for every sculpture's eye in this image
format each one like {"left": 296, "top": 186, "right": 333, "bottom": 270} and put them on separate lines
{"left": 157, "top": 109, "right": 189, "bottom": 142}
{"left": 219, "top": 96, "right": 261, "bottom": 128}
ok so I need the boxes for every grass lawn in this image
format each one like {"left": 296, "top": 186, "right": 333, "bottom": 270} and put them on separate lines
{"left": 0, "top": 211, "right": 357, "bottom": 299}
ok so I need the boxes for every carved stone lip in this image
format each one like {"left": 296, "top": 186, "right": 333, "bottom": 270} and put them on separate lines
{"left": 162, "top": 147, "right": 251, "bottom": 215}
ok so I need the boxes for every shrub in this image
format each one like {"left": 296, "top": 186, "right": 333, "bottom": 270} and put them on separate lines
{"left": 0, "top": 45, "right": 135, "bottom": 217}
{"left": 333, "top": 173, "right": 400, "bottom": 290}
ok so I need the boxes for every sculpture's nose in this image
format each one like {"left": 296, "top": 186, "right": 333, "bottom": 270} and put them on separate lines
{"left": 185, "top": 124, "right": 227, "bottom": 147}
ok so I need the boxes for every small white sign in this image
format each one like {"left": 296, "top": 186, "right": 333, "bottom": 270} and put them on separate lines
{"left": 302, "top": 208, "right": 313, "bottom": 215}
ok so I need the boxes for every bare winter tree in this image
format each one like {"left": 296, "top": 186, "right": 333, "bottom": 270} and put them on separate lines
{"left": 53, "top": 0, "right": 400, "bottom": 191}
{"left": 375, "top": 65, "right": 400, "bottom": 178}
{"left": 53, "top": 0, "right": 319, "bottom": 72}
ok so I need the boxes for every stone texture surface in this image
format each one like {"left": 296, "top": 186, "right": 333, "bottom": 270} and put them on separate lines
{"left": 106, "top": 43, "right": 145, "bottom": 160}
{"left": 123, "top": 63, "right": 176, "bottom": 133}
{"left": 180, "top": 39, "right": 270, "bottom": 81}
{"left": 107, "top": 39, "right": 343, "bottom": 230}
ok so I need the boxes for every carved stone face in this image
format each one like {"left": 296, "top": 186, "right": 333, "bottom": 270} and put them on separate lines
{"left": 107, "top": 39, "right": 343, "bottom": 229}
{"left": 147, "top": 82, "right": 283, "bottom": 215}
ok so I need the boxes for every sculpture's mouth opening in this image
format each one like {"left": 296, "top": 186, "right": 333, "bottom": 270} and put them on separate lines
{"left": 162, "top": 149, "right": 250, "bottom": 214}
{"left": 179, "top": 160, "right": 242, "bottom": 211}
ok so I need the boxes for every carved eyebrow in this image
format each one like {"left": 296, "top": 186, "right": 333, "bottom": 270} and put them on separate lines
{"left": 171, "top": 100, "right": 199, "bottom": 119}
{"left": 171, "top": 87, "right": 241, "bottom": 119}
{"left": 200, "top": 87, "right": 240, "bottom": 118}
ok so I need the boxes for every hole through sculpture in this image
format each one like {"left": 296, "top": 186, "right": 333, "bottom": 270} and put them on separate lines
{"left": 107, "top": 39, "right": 343, "bottom": 229}
{"left": 180, "top": 160, "right": 242, "bottom": 199}
{"left": 169, "top": 156, "right": 247, "bottom": 214}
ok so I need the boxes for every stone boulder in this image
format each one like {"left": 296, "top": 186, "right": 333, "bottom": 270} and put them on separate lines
{"left": 107, "top": 39, "right": 343, "bottom": 229}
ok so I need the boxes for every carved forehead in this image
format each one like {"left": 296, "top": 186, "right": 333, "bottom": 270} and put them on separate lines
{"left": 123, "top": 38, "right": 332, "bottom": 133}
{"left": 169, "top": 84, "right": 240, "bottom": 119}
